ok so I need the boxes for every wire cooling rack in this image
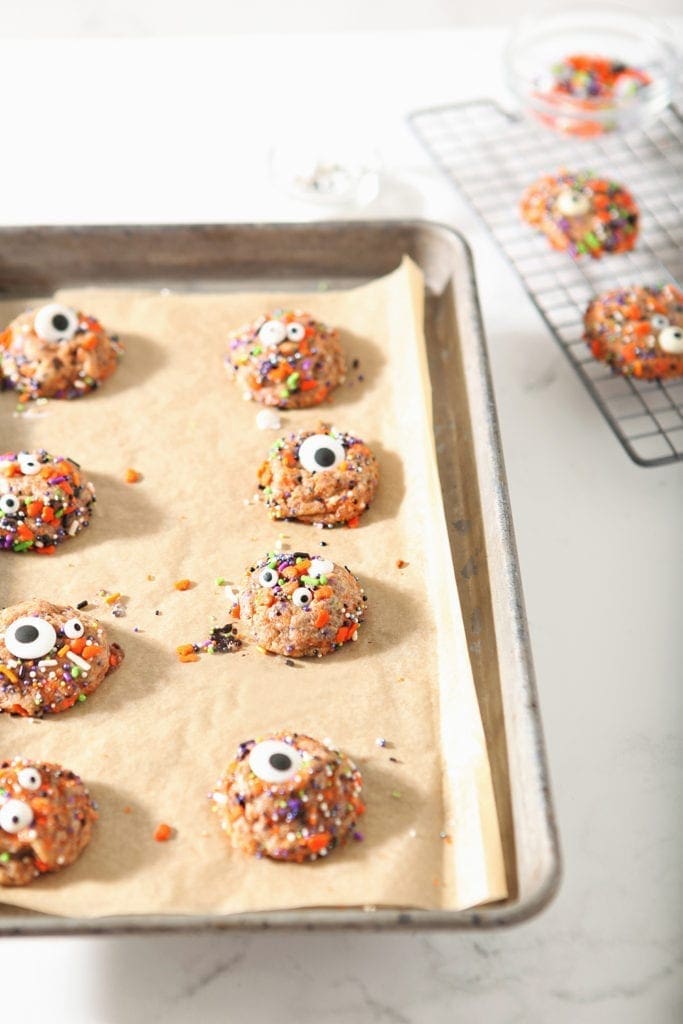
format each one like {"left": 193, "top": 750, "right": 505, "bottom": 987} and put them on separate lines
{"left": 409, "top": 100, "right": 683, "bottom": 467}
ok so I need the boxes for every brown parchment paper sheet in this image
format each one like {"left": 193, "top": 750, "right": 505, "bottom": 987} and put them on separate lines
{"left": 0, "top": 257, "right": 507, "bottom": 917}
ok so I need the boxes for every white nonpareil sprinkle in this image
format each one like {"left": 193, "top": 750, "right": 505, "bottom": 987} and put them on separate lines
{"left": 256, "top": 408, "right": 282, "bottom": 431}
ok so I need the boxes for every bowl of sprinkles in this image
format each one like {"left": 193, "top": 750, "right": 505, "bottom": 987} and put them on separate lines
{"left": 506, "top": 4, "right": 677, "bottom": 137}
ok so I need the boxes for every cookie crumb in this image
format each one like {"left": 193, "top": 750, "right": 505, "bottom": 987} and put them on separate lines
{"left": 256, "top": 408, "right": 282, "bottom": 431}
{"left": 396, "top": 559, "right": 408, "bottom": 569}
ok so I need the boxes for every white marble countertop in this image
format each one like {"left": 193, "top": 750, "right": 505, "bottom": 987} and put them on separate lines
{"left": 1, "top": 27, "right": 682, "bottom": 1023}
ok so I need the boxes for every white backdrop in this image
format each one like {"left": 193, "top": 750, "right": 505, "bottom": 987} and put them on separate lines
{"left": 2, "top": 0, "right": 681, "bottom": 35}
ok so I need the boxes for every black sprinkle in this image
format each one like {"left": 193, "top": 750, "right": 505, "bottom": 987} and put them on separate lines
{"left": 320, "top": 541, "right": 328, "bottom": 547}
{"left": 285, "top": 659, "right": 296, "bottom": 667}
{"left": 76, "top": 599, "right": 88, "bottom": 610}
{"left": 352, "top": 358, "right": 360, "bottom": 369}
{"left": 155, "top": 610, "right": 161, "bottom": 616}
{"left": 208, "top": 624, "right": 242, "bottom": 653}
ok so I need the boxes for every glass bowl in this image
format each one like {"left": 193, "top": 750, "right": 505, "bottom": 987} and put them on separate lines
{"left": 505, "top": 4, "right": 678, "bottom": 137}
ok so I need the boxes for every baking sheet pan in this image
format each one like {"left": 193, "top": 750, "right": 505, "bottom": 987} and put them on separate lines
{"left": 0, "top": 221, "right": 560, "bottom": 931}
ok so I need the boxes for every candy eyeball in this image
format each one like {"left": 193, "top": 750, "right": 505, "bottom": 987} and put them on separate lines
{"left": 63, "top": 618, "right": 85, "bottom": 640}
{"left": 658, "top": 325, "right": 683, "bottom": 354}
{"left": 0, "top": 494, "right": 22, "bottom": 516}
{"left": 292, "top": 587, "right": 313, "bottom": 608}
{"left": 286, "top": 322, "right": 306, "bottom": 342}
{"left": 4, "top": 616, "right": 57, "bottom": 660}
{"left": 16, "top": 767, "right": 42, "bottom": 792}
{"left": 258, "top": 566, "right": 279, "bottom": 588}
{"left": 309, "top": 558, "right": 334, "bottom": 578}
{"left": 248, "top": 739, "right": 305, "bottom": 783}
{"left": 0, "top": 798, "right": 34, "bottom": 834}
{"left": 556, "top": 188, "right": 591, "bottom": 218}
{"left": 298, "top": 434, "right": 346, "bottom": 473}
{"left": 258, "top": 319, "right": 287, "bottom": 347}
{"left": 650, "top": 314, "right": 670, "bottom": 331}
{"left": 34, "top": 303, "right": 80, "bottom": 343}
{"left": 17, "top": 452, "right": 41, "bottom": 476}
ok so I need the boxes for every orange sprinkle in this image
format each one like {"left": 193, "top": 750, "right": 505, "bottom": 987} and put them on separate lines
{"left": 299, "top": 379, "right": 319, "bottom": 391}
{"left": 57, "top": 643, "right": 70, "bottom": 659}
{"left": 125, "top": 468, "right": 142, "bottom": 484}
{"left": 82, "top": 644, "right": 103, "bottom": 659}
{"left": 41, "top": 506, "right": 55, "bottom": 523}
{"left": 335, "top": 626, "right": 350, "bottom": 644}
{"left": 154, "top": 823, "right": 174, "bottom": 842}
{"left": 16, "top": 524, "right": 34, "bottom": 542}
{"left": 346, "top": 516, "right": 360, "bottom": 529}
{"left": 0, "top": 666, "right": 18, "bottom": 684}
{"left": 307, "top": 832, "right": 332, "bottom": 853}
{"left": 313, "top": 585, "right": 333, "bottom": 600}
{"left": 314, "top": 609, "right": 330, "bottom": 629}
{"left": 80, "top": 334, "right": 99, "bottom": 351}
{"left": 178, "top": 653, "right": 200, "bottom": 663}
{"left": 396, "top": 559, "right": 408, "bottom": 569}
{"left": 123, "top": 806, "right": 132, "bottom": 814}
{"left": 174, "top": 579, "right": 192, "bottom": 591}
{"left": 231, "top": 603, "right": 241, "bottom": 619}
{"left": 35, "top": 545, "right": 56, "bottom": 556}
{"left": 26, "top": 501, "right": 43, "bottom": 517}
{"left": 69, "top": 637, "right": 86, "bottom": 655}
{"left": 176, "top": 643, "right": 195, "bottom": 656}
{"left": 105, "top": 592, "right": 121, "bottom": 605}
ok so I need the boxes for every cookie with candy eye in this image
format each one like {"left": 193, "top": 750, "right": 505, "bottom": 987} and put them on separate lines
{"left": 0, "top": 302, "right": 122, "bottom": 399}
{"left": 0, "top": 758, "right": 97, "bottom": 886}
{"left": 257, "top": 423, "right": 379, "bottom": 525}
{"left": 0, "top": 449, "right": 96, "bottom": 554}
{"left": 210, "top": 732, "right": 364, "bottom": 862}
{"left": 0, "top": 599, "right": 124, "bottom": 716}
{"left": 233, "top": 552, "right": 366, "bottom": 657}
{"left": 225, "top": 310, "right": 346, "bottom": 409}
{"left": 583, "top": 284, "right": 683, "bottom": 380}
{"left": 520, "top": 170, "right": 639, "bottom": 258}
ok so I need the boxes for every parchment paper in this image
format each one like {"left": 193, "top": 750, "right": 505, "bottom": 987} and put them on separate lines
{"left": 0, "top": 257, "right": 507, "bottom": 917}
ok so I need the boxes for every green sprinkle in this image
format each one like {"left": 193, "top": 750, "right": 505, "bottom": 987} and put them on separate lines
{"left": 319, "top": 574, "right": 328, "bottom": 585}
{"left": 250, "top": 345, "right": 263, "bottom": 356}
{"left": 584, "top": 232, "right": 600, "bottom": 251}
{"left": 215, "top": 577, "right": 227, "bottom": 587}
{"left": 268, "top": 558, "right": 278, "bottom": 569}
{"left": 55, "top": 508, "right": 65, "bottom": 519}
{"left": 12, "top": 541, "right": 33, "bottom": 552}
{"left": 280, "top": 387, "right": 289, "bottom": 399}
{"left": 286, "top": 372, "right": 300, "bottom": 391}
{"left": 391, "top": 790, "right": 403, "bottom": 800}
{"left": 77, "top": 694, "right": 87, "bottom": 703}
{"left": 263, "top": 486, "right": 273, "bottom": 496}
{"left": 576, "top": 242, "right": 587, "bottom": 255}
{"left": 0, "top": 852, "right": 10, "bottom": 864}
{"left": 71, "top": 666, "right": 81, "bottom": 679}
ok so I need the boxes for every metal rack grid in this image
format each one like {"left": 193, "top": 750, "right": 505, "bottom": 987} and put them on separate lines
{"left": 409, "top": 100, "right": 683, "bottom": 467}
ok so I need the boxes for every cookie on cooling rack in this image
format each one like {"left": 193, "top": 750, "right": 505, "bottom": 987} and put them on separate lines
{"left": 0, "top": 758, "right": 97, "bottom": 886}
{"left": 210, "top": 731, "right": 364, "bottom": 862}
{"left": 225, "top": 310, "right": 346, "bottom": 409}
{"left": 584, "top": 283, "right": 683, "bottom": 379}
{"left": 520, "top": 170, "right": 639, "bottom": 258}
{"left": 1, "top": 302, "right": 122, "bottom": 399}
